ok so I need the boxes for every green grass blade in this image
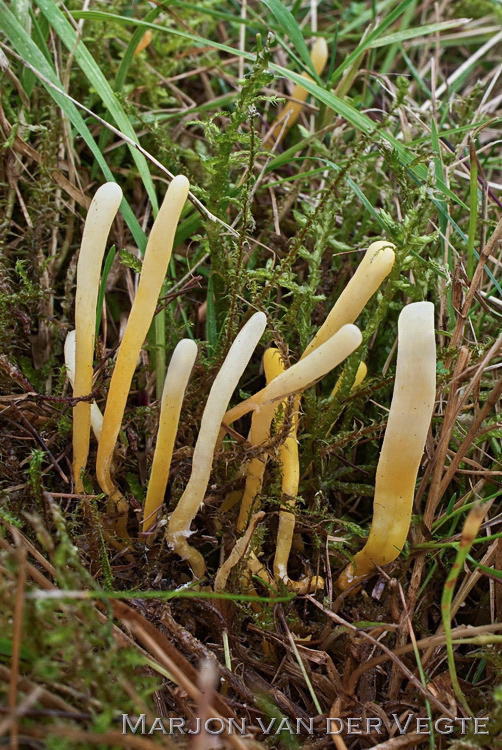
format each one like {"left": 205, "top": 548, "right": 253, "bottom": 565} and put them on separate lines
{"left": 34, "top": 0, "right": 158, "bottom": 216}
{"left": 0, "top": 0, "right": 147, "bottom": 254}
{"left": 329, "top": 0, "right": 415, "bottom": 84}
{"left": 441, "top": 501, "right": 493, "bottom": 716}
{"left": 467, "top": 139, "right": 478, "bottom": 279}
{"left": 370, "top": 18, "right": 470, "bottom": 48}
{"left": 69, "top": 8, "right": 467, "bottom": 213}
{"left": 259, "top": 0, "right": 318, "bottom": 79}
{"left": 95, "top": 245, "right": 116, "bottom": 341}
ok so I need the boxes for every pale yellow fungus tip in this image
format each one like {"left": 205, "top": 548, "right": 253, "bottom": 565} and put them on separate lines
{"left": 267, "top": 37, "right": 329, "bottom": 147}
{"left": 305, "top": 240, "right": 395, "bottom": 357}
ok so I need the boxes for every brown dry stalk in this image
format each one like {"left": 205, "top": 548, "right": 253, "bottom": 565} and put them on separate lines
{"left": 306, "top": 597, "right": 455, "bottom": 718}
{"left": 345, "top": 622, "right": 502, "bottom": 694}
{"left": 7, "top": 529, "right": 26, "bottom": 750}
{"left": 369, "top": 734, "right": 428, "bottom": 750}
{"left": 437, "top": 377, "right": 502, "bottom": 498}
{"left": 422, "top": 345, "right": 470, "bottom": 527}
{"left": 109, "top": 599, "right": 237, "bottom": 723}
{"left": 449, "top": 217, "right": 502, "bottom": 357}
{"left": 18, "top": 725, "right": 176, "bottom": 750}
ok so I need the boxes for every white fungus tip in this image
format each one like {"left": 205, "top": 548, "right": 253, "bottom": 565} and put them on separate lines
{"left": 172, "top": 174, "right": 190, "bottom": 191}
{"left": 95, "top": 181, "right": 123, "bottom": 208}
{"left": 340, "top": 323, "right": 363, "bottom": 346}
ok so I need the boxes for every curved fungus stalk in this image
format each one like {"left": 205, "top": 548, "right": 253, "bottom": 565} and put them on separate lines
{"left": 222, "top": 323, "right": 363, "bottom": 431}
{"left": 96, "top": 175, "right": 190, "bottom": 531}
{"left": 142, "top": 339, "right": 198, "bottom": 535}
{"left": 227, "top": 242, "right": 393, "bottom": 588}
{"left": 166, "top": 311, "right": 267, "bottom": 578}
{"left": 336, "top": 301, "right": 436, "bottom": 590}
{"left": 303, "top": 241, "right": 395, "bottom": 357}
{"left": 215, "top": 511, "right": 265, "bottom": 592}
{"left": 64, "top": 331, "right": 103, "bottom": 443}
{"left": 278, "top": 240, "right": 394, "bottom": 544}
{"left": 267, "top": 37, "right": 329, "bottom": 148}
{"left": 232, "top": 326, "right": 361, "bottom": 583}
{"left": 264, "top": 349, "right": 323, "bottom": 594}
{"left": 73, "top": 182, "right": 122, "bottom": 492}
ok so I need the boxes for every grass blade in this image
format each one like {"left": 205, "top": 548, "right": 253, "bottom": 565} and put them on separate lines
{"left": 95, "top": 245, "right": 116, "bottom": 341}
{"left": 441, "top": 501, "right": 494, "bottom": 715}
{"left": 34, "top": 0, "right": 158, "bottom": 216}
{"left": 259, "top": 0, "right": 317, "bottom": 79}
{"left": 0, "top": 0, "right": 147, "bottom": 253}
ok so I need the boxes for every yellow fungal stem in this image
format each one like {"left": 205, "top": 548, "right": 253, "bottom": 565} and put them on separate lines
{"left": 222, "top": 323, "right": 363, "bottom": 429}
{"left": 331, "top": 361, "right": 367, "bottom": 398}
{"left": 215, "top": 511, "right": 265, "bottom": 592}
{"left": 265, "top": 349, "right": 323, "bottom": 594}
{"left": 303, "top": 241, "right": 395, "bottom": 357}
{"left": 267, "top": 37, "right": 328, "bottom": 147}
{"left": 134, "top": 29, "right": 153, "bottom": 56}
{"left": 142, "top": 339, "right": 198, "bottom": 535}
{"left": 236, "top": 347, "right": 287, "bottom": 533}
{"left": 236, "top": 399, "right": 276, "bottom": 532}
{"left": 166, "top": 312, "right": 267, "bottom": 578}
{"left": 336, "top": 301, "right": 436, "bottom": 590}
{"left": 96, "top": 175, "right": 190, "bottom": 525}
{"left": 64, "top": 331, "right": 103, "bottom": 442}
{"left": 73, "top": 182, "right": 122, "bottom": 492}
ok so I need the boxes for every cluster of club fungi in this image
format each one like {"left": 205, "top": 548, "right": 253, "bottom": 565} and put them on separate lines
{"left": 65, "top": 175, "right": 436, "bottom": 596}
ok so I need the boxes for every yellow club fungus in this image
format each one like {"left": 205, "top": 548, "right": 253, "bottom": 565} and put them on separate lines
{"left": 215, "top": 511, "right": 265, "bottom": 592}
{"left": 222, "top": 323, "right": 363, "bottom": 430}
{"left": 64, "top": 330, "right": 103, "bottom": 443}
{"left": 337, "top": 301, "right": 436, "bottom": 590}
{"left": 73, "top": 182, "right": 122, "bottom": 493}
{"left": 267, "top": 37, "right": 329, "bottom": 148}
{"left": 264, "top": 349, "right": 323, "bottom": 594}
{"left": 134, "top": 29, "right": 153, "bottom": 56}
{"left": 231, "top": 242, "right": 393, "bottom": 587}
{"left": 303, "top": 241, "right": 395, "bottom": 357}
{"left": 96, "top": 175, "right": 190, "bottom": 527}
{"left": 235, "top": 347, "right": 287, "bottom": 533}
{"left": 166, "top": 311, "right": 267, "bottom": 578}
{"left": 142, "top": 339, "right": 198, "bottom": 535}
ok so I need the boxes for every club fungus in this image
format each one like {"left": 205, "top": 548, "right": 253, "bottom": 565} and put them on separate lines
{"left": 303, "top": 241, "right": 395, "bottom": 357}
{"left": 231, "top": 325, "right": 361, "bottom": 549}
{"left": 64, "top": 330, "right": 103, "bottom": 442}
{"left": 263, "top": 349, "right": 323, "bottom": 594}
{"left": 222, "top": 323, "right": 363, "bottom": 430}
{"left": 337, "top": 301, "right": 436, "bottom": 590}
{"left": 72, "top": 182, "right": 122, "bottom": 492}
{"left": 166, "top": 311, "right": 267, "bottom": 578}
{"left": 96, "top": 175, "right": 190, "bottom": 528}
{"left": 331, "top": 361, "right": 367, "bottom": 397}
{"left": 142, "top": 339, "right": 198, "bottom": 534}
{"left": 228, "top": 241, "right": 393, "bottom": 588}
{"left": 235, "top": 347, "right": 285, "bottom": 533}
{"left": 267, "top": 37, "right": 329, "bottom": 147}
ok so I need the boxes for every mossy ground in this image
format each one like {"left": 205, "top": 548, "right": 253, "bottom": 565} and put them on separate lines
{"left": 0, "top": 1, "right": 501, "bottom": 748}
